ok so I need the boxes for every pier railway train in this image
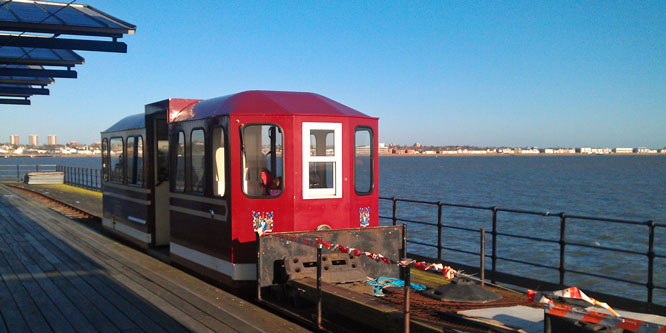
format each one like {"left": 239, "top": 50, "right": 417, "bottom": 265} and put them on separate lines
{"left": 101, "top": 91, "right": 399, "bottom": 290}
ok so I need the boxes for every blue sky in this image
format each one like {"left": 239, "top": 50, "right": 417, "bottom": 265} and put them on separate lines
{"left": 2, "top": 1, "right": 665, "bottom": 148}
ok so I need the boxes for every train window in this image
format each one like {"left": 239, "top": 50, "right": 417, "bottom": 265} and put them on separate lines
{"left": 242, "top": 124, "right": 283, "bottom": 197}
{"left": 191, "top": 129, "right": 205, "bottom": 194}
{"left": 174, "top": 131, "right": 185, "bottom": 192}
{"left": 127, "top": 136, "right": 144, "bottom": 187}
{"left": 136, "top": 137, "right": 144, "bottom": 186}
{"left": 109, "top": 137, "right": 124, "bottom": 184}
{"left": 354, "top": 127, "right": 373, "bottom": 194}
{"left": 212, "top": 127, "right": 226, "bottom": 197}
{"left": 127, "top": 137, "right": 135, "bottom": 184}
{"left": 302, "top": 122, "right": 342, "bottom": 199}
{"left": 101, "top": 139, "right": 108, "bottom": 182}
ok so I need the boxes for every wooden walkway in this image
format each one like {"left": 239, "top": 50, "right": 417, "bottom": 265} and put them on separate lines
{"left": 0, "top": 185, "right": 308, "bottom": 333}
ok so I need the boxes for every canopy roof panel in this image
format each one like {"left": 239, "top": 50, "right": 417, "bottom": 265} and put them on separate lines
{"left": 0, "top": 46, "right": 83, "bottom": 66}
{"left": 0, "top": 0, "right": 136, "bottom": 37}
{"left": 0, "top": 0, "right": 134, "bottom": 105}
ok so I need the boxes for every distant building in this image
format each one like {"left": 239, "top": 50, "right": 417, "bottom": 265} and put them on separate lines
{"left": 414, "top": 142, "right": 422, "bottom": 148}
{"left": 9, "top": 135, "right": 19, "bottom": 146}
{"left": 590, "top": 148, "right": 611, "bottom": 154}
{"left": 576, "top": 147, "right": 592, "bottom": 154}
{"left": 378, "top": 142, "right": 389, "bottom": 155}
{"left": 554, "top": 148, "right": 575, "bottom": 154}
{"left": 48, "top": 135, "right": 57, "bottom": 145}
{"left": 613, "top": 148, "right": 633, "bottom": 154}
{"left": 69, "top": 141, "right": 78, "bottom": 147}
{"left": 634, "top": 147, "right": 657, "bottom": 154}
{"left": 29, "top": 135, "right": 38, "bottom": 146}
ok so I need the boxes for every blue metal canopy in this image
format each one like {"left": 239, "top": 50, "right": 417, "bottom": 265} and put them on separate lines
{"left": 0, "top": 0, "right": 135, "bottom": 105}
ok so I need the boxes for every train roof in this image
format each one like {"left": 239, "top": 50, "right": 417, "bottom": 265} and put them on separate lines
{"left": 103, "top": 113, "right": 144, "bottom": 133}
{"left": 167, "top": 90, "right": 372, "bottom": 122}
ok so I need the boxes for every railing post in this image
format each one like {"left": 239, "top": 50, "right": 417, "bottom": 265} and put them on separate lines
{"left": 16, "top": 164, "right": 19, "bottom": 180}
{"left": 95, "top": 169, "right": 99, "bottom": 190}
{"left": 559, "top": 213, "right": 567, "bottom": 286}
{"left": 437, "top": 201, "right": 443, "bottom": 261}
{"left": 392, "top": 196, "right": 398, "bottom": 226}
{"left": 490, "top": 206, "right": 497, "bottom": 283}
{"left": 480, "top": 228, "right": 486, "bottom": 287}
{"left": 35, "top": 164, "right": 39, "bottom": 172}
{"left": 315, "top": 237, "right": 323, "bottom": 330}
{"left": 647, "top": 220, "right": 655, "bottom": 309}
{"left": 403, "top": 258, "right": 411, "bottom": 333}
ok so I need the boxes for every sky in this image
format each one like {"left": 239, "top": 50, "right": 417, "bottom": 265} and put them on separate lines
{"left": 1, "top": 1, "right": 665, "bottom": 148}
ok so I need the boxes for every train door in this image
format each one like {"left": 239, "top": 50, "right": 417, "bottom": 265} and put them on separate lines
{"left": 153, "top": 116, "right": 170, "bottom": 245}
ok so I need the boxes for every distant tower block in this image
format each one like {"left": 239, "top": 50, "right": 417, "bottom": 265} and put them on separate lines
{"left": 9, "top": 135, "right": 19, "bottom": 145}
{"left": 29, "top": 135, "right": 38, "bottom": 146}
{"left": 48, "top": 135, "right": 57, "bottom": 145}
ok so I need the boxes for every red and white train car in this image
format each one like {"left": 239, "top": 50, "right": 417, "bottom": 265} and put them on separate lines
{"left": 101, "top": 91, "right": 379, "bottom": 287}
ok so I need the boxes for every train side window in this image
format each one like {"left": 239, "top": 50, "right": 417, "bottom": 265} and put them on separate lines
{"left": 136, "top": 136, "right": 144, "bottom": 186}
{"left": 174, "top": 132, "right": 185, "bottom": 192}
{"left": 354, "top": 127, "right": 373, "bottom": 194}
{"left": 101, "top": 139, "right": 108, "bottom": 182}
{"left": 109, "top": 137, "right": 124, "bottom": 184}
{"left": 212, "top": 127, "right": 226, "bottom": 197}
{"left": 127, "top": 136, "right": 144, "bottom": 187}
{"left": 191, "top": 129, "right": 205, "bottom": 194}
{"left": 302, "top": 122, "right": 342, "bottom": 199}
{"left": 241, "top": 124, "right": 283, "bottom": 197}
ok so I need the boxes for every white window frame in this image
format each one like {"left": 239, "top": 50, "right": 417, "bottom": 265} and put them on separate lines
{"left": 302, "top": 122, "right": 342, "bottom": 199}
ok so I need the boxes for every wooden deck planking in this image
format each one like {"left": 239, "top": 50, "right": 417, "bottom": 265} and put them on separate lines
{"left": 3, "top": 225, "right": 120, "bottom": 332}
{"left": 0, "top": 185, "right": 308, "bottom": 333}
{"left": 0, "top": 195, "right": 182, "bottom": 333}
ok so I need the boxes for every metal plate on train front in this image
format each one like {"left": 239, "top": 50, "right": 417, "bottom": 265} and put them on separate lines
{"left": 258, "top": 226, "right": 402, "bottom": 288}
{"left": 283, "top": 253, "right": 367, "bottom": 283}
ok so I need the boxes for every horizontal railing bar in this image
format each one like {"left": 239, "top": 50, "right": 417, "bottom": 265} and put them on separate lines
{"left": 440, "top": 224, "right": 480, "bottom": 233}
{"left": 496, "top": 256, "right": 559, "bottom": 270}
{"left": 567, "top": 268, "right": 645, "bottom": 286}
{"left": 386, "top": 197, "right": 439, "bottom": 205}
{"left": 497, "top": 232, "right": 559, "bottom": 244}
{"left": 439, "top": 202, "right": 492, "bottom": 210}
{"left": 379, "top": 196, "right": 491, "bottom": 210}
{"left": 567, "top": 241, "right": 646, "bottom": 256}
{"left": 565, "top": 214, "right": 647, "bottom": 225}
{"left": 379, "top": 197, "right": 652, "bottom": 226}
{"left": 497, "top": 207, "right": 556, "bottom": 217}
{"left": 395, "top": 217, "right": 437, "bottom": 227}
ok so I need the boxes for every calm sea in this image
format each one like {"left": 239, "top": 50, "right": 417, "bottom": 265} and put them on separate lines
{"left": 2, "top": 155, "right": 665, "bottom": 304}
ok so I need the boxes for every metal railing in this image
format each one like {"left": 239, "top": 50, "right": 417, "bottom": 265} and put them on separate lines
{"left": 379, "top": 196, "right": 666, "bottom": 311}
{"left": 56, "top": 166, "right": 101, "bottom": 191}
{"left": 0, "top": 164, "right": 57, "bottom": 181}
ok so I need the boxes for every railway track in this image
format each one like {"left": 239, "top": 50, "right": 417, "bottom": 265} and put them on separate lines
{"left": 7, "top": 185, "right": 101, "bottom": 228}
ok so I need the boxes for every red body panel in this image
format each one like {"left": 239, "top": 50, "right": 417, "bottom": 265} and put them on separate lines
{"left": 165, "top": 91, "right": 379, "bottom": 268}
